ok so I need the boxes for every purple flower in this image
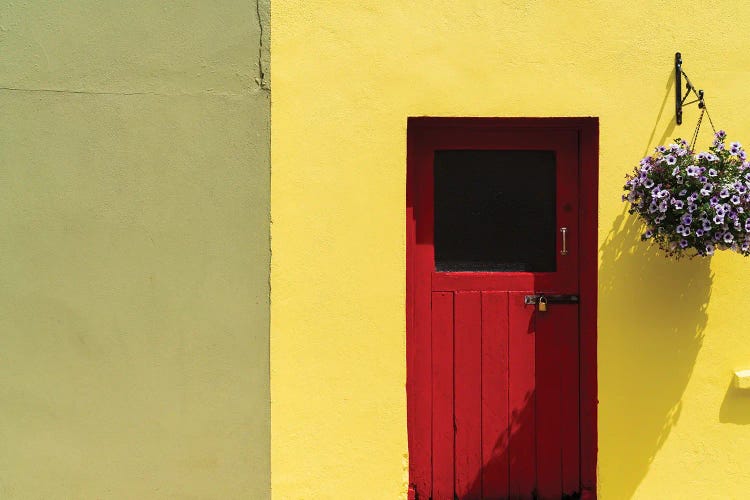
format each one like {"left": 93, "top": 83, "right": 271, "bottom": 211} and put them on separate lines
{"left": 688, "top": 203, "right": 697, "bottom": 213}
{"left": 644, "top": 178, "right": 655, "bottom": 188}
{"left": 696, "top": 229, "right": 705, "bottom": 237}
{"left": 672, "top": 166, "right": 680, "bottom": 176}
{"left": 725, "top": 232, "right": 735, "bottom": 243}
{"left": 686, "top": 165, "right": 699, "bottom": 176}
{"left": 697, "top": 152, "right": 707, "bottom": 160}
{"left": 676, "top": 224, "right": 685, "bottom": 234}
{"left": 716, "top": 206, "right": 726, "bottom": 216}
{"left": 714, "top": 215, "right": 724, "bottom": 224}
{"left": 666, "top": 155, "right": 677, "bottom": 166}
{"left": 743, "top": 242, "right": 750, "bottom": 252}
{"left": 710, "top": 196, "right": 720, "bottom": 206}
{"left": 682, "top": 214, "right": 693, "bottom": 225}
{"left": 701, "top": 185, "right": 713, "bottom": 196}
{"left": 688, "top": 193, "right": 698, "bottom": 203}
{"left": 673, "top": 200, "right": 685, "bottom": 209}
{"left": 643, "top": 229, "right": 654, "bottom": 239}
{"left": 732, "top": 195, "right": 741, "bottom": 205}
{"left": 706, "top": 243, "right": 715, "bottom": 255}
{"left": 679, "top": 189, "right": 688, "bottom": 197}
{"left": 659, "top": 200, "right": 668, "bottom": 212}
{"left": 708, "top": 168, "right": 718, "bottom": 177}
{"left": 731, "top": 142, "right": 742, "bottom": 154}
{"left": 745, "top": 219, "right": 750, "bottom": 232}
{"left": 680, "top": 239, "right": 689, "bottom": 248}
{"left": 717, "top": 130, "right": 727, "bottom": 139}
{"left": 657, "top": 145, "right": 667, "bottom": 153}
{"left": 703, "top": 220, "right": 713, "bottom": 231}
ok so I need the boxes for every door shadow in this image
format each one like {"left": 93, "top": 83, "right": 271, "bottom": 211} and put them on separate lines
{"left": 597, "top": 209, "right": 712, "bottom": 498}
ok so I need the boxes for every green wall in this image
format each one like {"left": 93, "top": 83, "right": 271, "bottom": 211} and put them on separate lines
{"left": 0, "top": 1, "right": 270, "bottom": 498}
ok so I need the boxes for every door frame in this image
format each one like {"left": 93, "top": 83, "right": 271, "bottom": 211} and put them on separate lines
{"left": 406, "top": 117, "right": 599, "bottom": 499}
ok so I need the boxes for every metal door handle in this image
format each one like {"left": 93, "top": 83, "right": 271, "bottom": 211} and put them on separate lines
{"left": 560, "top": 227, "right": 568, "bottom": 255}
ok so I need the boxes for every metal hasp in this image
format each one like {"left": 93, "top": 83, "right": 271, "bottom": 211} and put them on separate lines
{"left": 524, "top": 294, "right": 580, "bottom": 305}
{"left": 675, "top": 52, "right": 705, "bottom": 126}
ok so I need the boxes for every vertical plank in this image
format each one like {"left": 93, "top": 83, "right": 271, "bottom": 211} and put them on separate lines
{"left": 411, "top": 281, "right": 432, "bottom": 498}
{"left": 406, "top": 139, "right": 424, "bottom": 496}
{"left": 535, "top": 308, "right": 563, "bottom": 499}
{"left": 481, "top": 292, "right": 510, "bottom": 499}
{"left": 408, "top": 131, "right": 434, "bottom": 498}
{"left": 561, "top": 306, "right": 581, "bottom": 496}
{"left": 508, "top": 292, "right": 536, "bottom": 498}
{"left": 579, "top": 120, "right": 599, "bottom": 494}
{"left": 432, "top": 291, "right": 454, "bottom": 499}
{"left": 454, "top": 292, "right": 482, "bottom": 498}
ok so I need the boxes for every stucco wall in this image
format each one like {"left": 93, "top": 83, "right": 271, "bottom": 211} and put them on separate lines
{"left": 271, "top": 1, "right": 750, "bottom": 498}
{"left": 0, "top": 1, "right": 270, "bottom": 498}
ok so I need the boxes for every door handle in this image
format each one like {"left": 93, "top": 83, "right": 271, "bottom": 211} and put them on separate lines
{"left": 560, "top": 227, "right": 568, "bottom": 255}
{"left": 523, "top": 294, "right": 579, "bottom": 305}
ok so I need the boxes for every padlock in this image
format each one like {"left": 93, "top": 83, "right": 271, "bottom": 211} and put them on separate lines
{"left": 538, "top": 296, "right": 548, "bottom": 312}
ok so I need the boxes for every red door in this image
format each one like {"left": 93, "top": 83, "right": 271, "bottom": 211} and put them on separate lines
{"left": 406, "top": 118, "right": 598, "bottom": 500}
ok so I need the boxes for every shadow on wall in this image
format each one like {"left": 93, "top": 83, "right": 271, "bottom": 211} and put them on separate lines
{"left": 598, "top": 209, "right": 712, "bottom": 498}
{"left": 719, "top": 379, "right": 750, "bottom": 425}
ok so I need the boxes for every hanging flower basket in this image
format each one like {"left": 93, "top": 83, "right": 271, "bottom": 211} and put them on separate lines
{"left": 623, "top": 130, "right": 750, "bottom": 258}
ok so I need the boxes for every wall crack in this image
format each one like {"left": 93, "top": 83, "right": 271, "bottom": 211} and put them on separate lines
{"left": 255, "top": 0, "right": 270, "bottom": 92}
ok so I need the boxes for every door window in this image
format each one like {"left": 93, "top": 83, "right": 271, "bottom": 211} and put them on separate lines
{"left": 433, "top": 150, "right": 557, "bottom": 272}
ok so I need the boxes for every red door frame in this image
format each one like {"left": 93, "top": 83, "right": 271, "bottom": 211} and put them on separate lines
{"left": 406, "top": 117, "right": 599, "bottom": 499}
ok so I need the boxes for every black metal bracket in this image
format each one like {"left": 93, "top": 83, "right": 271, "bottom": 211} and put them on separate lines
{"left": 675, "top": 52, "right": 705, "bottom": 125}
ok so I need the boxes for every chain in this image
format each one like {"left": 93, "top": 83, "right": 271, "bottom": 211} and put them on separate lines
{"left": 690, "top": 108, "right": 705, "bottom": 152}
{"left": 703, "top": 103, "right": 717, "bottom": 134}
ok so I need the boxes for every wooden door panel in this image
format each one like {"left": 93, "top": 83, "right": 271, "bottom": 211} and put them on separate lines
{"left": 454, "top": 292, "right": 483, "bottom": 498}
{"left": 535, "top": 307, "right": 564, "bottom": 499}
{"left": 432, "top": 291, "right": 454, "bottom": 499}
{"left": 560, "top": 305, "right": 581, "bottom": 497}
{"left": 508, "top": 292, "right": 536, "bottom": 498}
{"left": 481, "top": 292, "right": 510, "bottom": 499}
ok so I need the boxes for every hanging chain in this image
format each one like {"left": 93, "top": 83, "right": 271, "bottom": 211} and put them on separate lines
{"left": 689, "top": 107, "right": 705, "bottom": 152}
{"left": 703, "top": 102, "right": 717, "bottom": 134}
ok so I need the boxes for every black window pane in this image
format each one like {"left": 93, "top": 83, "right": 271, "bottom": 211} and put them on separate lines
{"left": 434, "top": 150, "right": 556, "bottom": 272}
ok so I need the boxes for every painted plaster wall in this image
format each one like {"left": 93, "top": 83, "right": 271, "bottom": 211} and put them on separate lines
{"left": 272, "top": 2, "right": 750, "bottom": 498}
{"left": 0, "top": 1, "right": 270, "bottom": 498}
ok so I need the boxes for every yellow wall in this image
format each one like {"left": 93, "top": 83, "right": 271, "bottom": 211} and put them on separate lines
{"left": 272, "top": 1, "right": 750, "bottom": 498}
{"left": 0, "top": 1, "right": 270, "bottom": 498}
